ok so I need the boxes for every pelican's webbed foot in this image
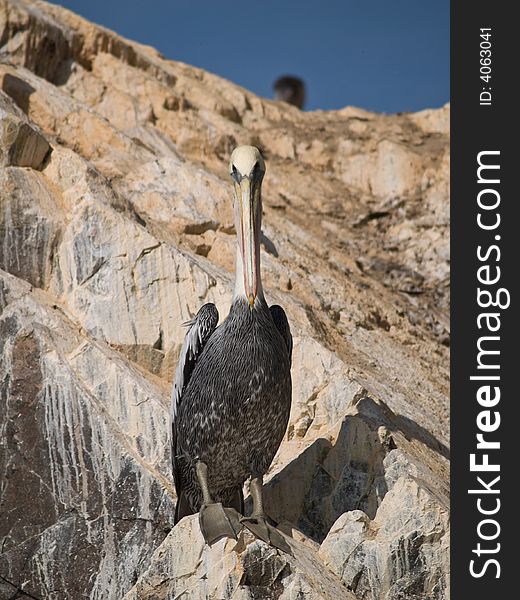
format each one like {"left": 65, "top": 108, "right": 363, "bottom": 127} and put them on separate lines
{"left": 241, "top": 475, "right": 292, "bottom": 554}
{"left": 240, "top": 514, "right": 291, "bottom": 554}
{"left": 196, "top": 461, "right": 243, "bottom": 544}
{"left": 199, "top": 503, "right": 243, "bottom": 544}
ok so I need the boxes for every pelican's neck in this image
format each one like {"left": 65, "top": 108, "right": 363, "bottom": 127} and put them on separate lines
{"left": 233, "top": 239, "right": 264, "bottom": 303}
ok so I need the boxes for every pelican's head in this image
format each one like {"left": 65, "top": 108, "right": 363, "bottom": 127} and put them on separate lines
{"left": 229, "top": 146, "right": 265, "bottom": 308}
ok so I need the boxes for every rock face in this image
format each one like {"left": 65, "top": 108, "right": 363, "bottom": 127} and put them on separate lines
{"left": 124, "top": 516, "right": 357, "bottom": 600}
{"left": 0, "top": 1, "right": 449, "bottom": 599}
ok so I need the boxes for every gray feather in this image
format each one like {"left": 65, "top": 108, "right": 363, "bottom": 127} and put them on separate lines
{"left": 269, "top": 304, "right": 293, "bottom": 364}
{"left": 171, "top": 297, "right": 292, "bottom": 520}
{"left": 171, "top": 303, "right": 219, "bottom": 420}
{"left": 171, "top": 303, "right": 218, "bottom": 502}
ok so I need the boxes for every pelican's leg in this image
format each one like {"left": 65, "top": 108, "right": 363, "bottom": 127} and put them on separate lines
{"left": 249, "top": 476, "right": 267, "bottom": 520}
{"left": 240, "top": 476, "right": 291, "bottom": 554}
{"left": 195, "top": 461, "right": 213, "bottom": 505}
{"left": 195, "top": 461, "right": 242, "bottom": 544}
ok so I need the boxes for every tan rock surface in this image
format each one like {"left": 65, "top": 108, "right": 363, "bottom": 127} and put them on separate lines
{"left": 124, "top": 516, "right": 357, "bottom": 600}
{"left": 1, "top": 1, "right": 449, "bottom": 598}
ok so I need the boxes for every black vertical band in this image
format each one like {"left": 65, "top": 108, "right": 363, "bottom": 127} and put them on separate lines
{"left": 451, "top": 1, "right": 514, "bottom": 596}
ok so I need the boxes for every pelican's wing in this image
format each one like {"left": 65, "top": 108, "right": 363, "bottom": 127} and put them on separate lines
{"left": 171, "top": 303, "right": 219, "bottom": 497}
{"left": 269, "top": 304, "right": 292, "bottom": 364}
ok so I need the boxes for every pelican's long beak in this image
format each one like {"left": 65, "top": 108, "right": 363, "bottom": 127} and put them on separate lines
{"left": 237, "top": 176, "right": 260, "bottom": 308}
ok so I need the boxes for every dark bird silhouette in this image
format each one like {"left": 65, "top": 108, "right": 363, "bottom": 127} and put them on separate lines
{"left": 171, "top": 146, "right": 292, "bottom": 551}
{"left": 273, "top": 76, "right": 306, "bottom": 109}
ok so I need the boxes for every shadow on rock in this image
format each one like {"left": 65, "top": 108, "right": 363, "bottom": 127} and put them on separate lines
{"left": 262, "top": 413, "right": 388, "bottom": 543}
{"left": 2, "top": 74, "right": 36, "bottom": 114}
{"left": 354, "top": 395, "right": 449, "bottom": 460}
{"left": 262, "top": 395, "right": 448, "bottom": 543}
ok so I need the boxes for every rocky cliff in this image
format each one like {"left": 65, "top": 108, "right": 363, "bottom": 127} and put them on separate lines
{"left": 0, "top": 1, "right": 450, "bottom": 598}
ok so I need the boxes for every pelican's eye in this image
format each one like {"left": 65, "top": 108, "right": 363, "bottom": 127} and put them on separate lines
{"left": 231, "top": 164, "right": 241, "bottom": 183}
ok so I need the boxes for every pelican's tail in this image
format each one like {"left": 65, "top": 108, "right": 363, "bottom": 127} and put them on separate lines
{"left": 174, "top": 490, "right": 195, "bottom": 524}
{"left": 228, "top": 486, "right": 244, "bottom": 515}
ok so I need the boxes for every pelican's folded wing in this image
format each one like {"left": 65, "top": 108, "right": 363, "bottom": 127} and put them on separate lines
{"left": 269, "top": 304, "right": 292, "bottom": 364}
{"left": 171, "top": 303, "right": 219, "bottom": 490}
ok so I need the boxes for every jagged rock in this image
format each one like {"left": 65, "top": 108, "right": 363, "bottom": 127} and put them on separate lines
{"left": 0, "top": 1, "right": 449, "bottom": 598}
{"left": 0, "top": 163, "right": 61, "bottom": 287}
{"left": 0, "top": 91, "right": 51, "bottom": 168}
{"left": 0, "top": 271, "right": 175, "bottom": 599}
{"left": 319, "top": 450, "right": 450, "bottom": 600}
{"left": 124, "top": 515, "right": 356, "bottom": 600}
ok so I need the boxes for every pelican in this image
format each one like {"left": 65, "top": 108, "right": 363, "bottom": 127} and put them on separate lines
{"left": 273, "top": 76, "right": 306, "bottom": 109}
{"left": 171, "top": 146, "right": 292, "bottom": 551}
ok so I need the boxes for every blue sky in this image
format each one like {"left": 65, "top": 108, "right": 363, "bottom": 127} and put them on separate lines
{"left": 56, "top": 0, "right": 449, "bottom": 113}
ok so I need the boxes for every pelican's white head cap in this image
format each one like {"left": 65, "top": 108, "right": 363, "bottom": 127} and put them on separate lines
{"left": 229, "top": 145, "right": 265, "bottom": 178}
